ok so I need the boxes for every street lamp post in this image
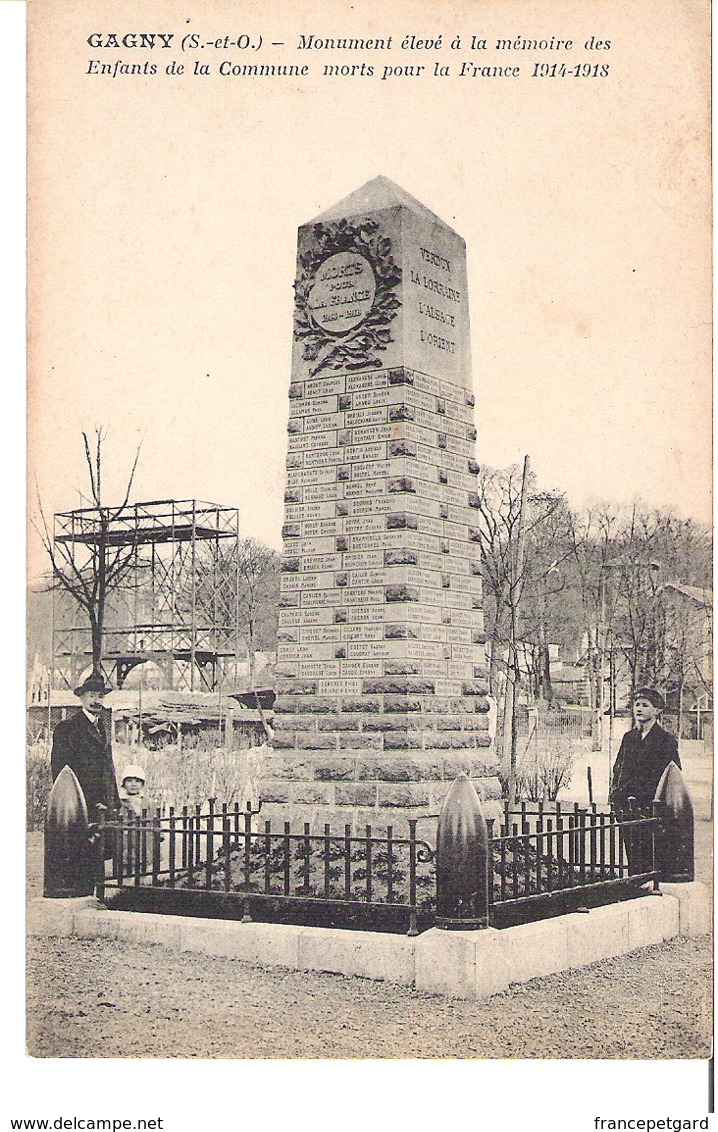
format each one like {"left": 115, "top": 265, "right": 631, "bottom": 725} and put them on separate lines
{"left": 593, "top": 569, "right": 607, "bottom": 753}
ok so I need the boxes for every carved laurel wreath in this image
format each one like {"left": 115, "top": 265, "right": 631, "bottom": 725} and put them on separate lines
{"left": 294, "top": 219, "right": 402, "bottom": 376}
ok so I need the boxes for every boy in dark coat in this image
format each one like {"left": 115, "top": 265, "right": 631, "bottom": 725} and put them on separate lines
{"left": 610, "top": 687, "right": 681, "bottom": 809}
{"left": 610, "top": 687, "right": 681, "bottom": 875}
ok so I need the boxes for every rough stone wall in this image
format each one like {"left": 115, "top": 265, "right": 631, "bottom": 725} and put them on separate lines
{"left": 264, "top": 671, "right": 498, "bottom": 830}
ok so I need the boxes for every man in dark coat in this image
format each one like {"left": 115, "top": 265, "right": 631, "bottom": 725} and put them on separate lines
{"left": 610, "top": 686, "right": 680, "bottom": 874}
{"left": 51, "top": 674, "right": 121, "bottom": 820}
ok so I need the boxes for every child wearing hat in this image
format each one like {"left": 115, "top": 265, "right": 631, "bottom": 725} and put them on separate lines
{"left": 119, "top": 764, "right": 147, "bottom": 817}
{"left": 118, "top": 763, "right": 158, "bottom": 875}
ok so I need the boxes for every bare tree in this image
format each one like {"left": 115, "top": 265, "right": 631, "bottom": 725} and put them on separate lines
{"left": 35, "top": 429, "right": 140, "bottom": 680}
{"left": 661, "top": 584, "right": 713, "bottom": 736}
{"left": 472, "top": 461, "right": 570, "bottom": 796}
{"left": 520, "top": 496, "right": 577, "bottom": 704}
{"left": 607, "top": 506, "right": 667, "bottom": 691}
{"left": 472, "top": 463, "right": 526, "bottom": 700}
{"left": 566, "top": 504, "right": 621, "bottom": 733}
{"left": 236, "top": 538, "right": 280, "bottom": 684}
{"left": 192, "top": 535, "right": 279, "bottom": 685}
{"left": 566, "top": 504, "right": 712, "bottom": 739}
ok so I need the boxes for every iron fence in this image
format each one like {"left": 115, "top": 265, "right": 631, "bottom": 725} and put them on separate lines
{"left": 516, "top": 706, "right": 595, "bottom": 742}
{"left": 97, "top": 802, "right": 435, "bottom": 935}
{"left": 94, "top": 796, "right": 660, "bottom": 933}
{"left": 487, "top": 801, "right": 660, "bottom": 921}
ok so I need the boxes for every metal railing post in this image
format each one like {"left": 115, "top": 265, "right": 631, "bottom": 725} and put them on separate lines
{"left": 407, "top": 819, "right": 419, "bottom": 937}
{"left": 241, "top": 806, "right": 253, "bottom": 922}
{"left": 650, "top": 801, "right": 662, "bottom": 893}
{"left": 94, "top": 803, "right": 107, "bottom": 903}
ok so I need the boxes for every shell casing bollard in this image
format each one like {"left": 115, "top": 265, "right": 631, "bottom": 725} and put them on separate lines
{"left": 436, "top": 773, "right": 490, "bottom": 929}
{"left": 653, "top": 762, "right": 694, "bottom": 883}
{"left": 43, "top": 766, "right": 96, "bottom": 898}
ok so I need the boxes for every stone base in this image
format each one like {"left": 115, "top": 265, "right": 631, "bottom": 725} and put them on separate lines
{"left": 29, "top": 886, "right": 706, "bottom": 1000}
{"left": 256, "top": 801, "right": 504, "bottom": 840}
{"left": 661, "top": 881, "right": 712, "bottom": 937}
{"left": 27, "top": 895, "right": 102, "bottom": 938}
{"left": 259, "top": 746, "right": 500, "bottom": 832}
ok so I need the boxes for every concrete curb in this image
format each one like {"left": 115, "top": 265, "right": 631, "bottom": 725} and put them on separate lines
{"left": 661, "top": 882, "right": 712, "bottom": 938}
{"left": 27, "top": 883, "right": 710, "bottom": 1000}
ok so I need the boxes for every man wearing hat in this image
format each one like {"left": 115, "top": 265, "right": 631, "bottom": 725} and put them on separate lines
{"left": 50, "top": 673, "right": 121, "bottom": 819}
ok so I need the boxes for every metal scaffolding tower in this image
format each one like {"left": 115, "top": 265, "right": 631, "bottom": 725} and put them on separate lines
{"left": 52, "top": 500, "right": 240, "bottom": 692}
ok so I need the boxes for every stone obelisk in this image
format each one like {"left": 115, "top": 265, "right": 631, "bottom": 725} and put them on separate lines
{"left": 264, "top": 177, "right": 498, "bottom": 830}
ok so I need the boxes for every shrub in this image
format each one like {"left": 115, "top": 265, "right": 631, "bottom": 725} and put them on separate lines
{"left": 516, "top": 738, "right": 576, "bottom": 802}
{"left": 112, "top": 739, "right": 269, "bottom": 813}
{"left": 28, "top": 731, "right": 268, "bottom": 830}
{"left": 27, "top": 740, "right": 52, "bottom": 831}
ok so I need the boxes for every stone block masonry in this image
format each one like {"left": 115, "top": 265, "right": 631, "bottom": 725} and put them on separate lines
{"left": 266, "top": 177, "right": 499, "bottom": 830}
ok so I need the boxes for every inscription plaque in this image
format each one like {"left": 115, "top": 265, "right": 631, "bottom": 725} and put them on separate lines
{"left": 342, "top": 586, "right": 385, "bottom": 605}
{"left": 304, "top": 412, "right": 344, "bottom": 433}
{"left": 343, "top": 552, "right": 384, "bottom": 569}
{"left": 280, "top": 572, "right": 335, "bottom": 591}
{"left": 318, "top": 680, "right": 362, "bottom": 695}
{"left": 338, "top": 605, "right": 385, "bottom": 624}
{"left": 288, "top": 432, "right": 335, "bottom": 451}
{"left": 300, "top": 590, "right": 340, "bottom": 607}
{"left": 343, "top": 480, "right": 387, "bottom": 499}
{"left": 339, "top": 660, "right": 383, "bottom": 677}
{"left": 305, "top": 376, "right": 345, "bottom": 398}
{"left": 277, "top": 643, "right": 336, "bottom": 661}
{"left": 351, "top": 425, "right": 393, "bottom": 445}
{"left": 286, "top": 468, "right": 335, "bottom": 487}
{"left": 301, "top": 521, "right": 340, "bottom": 537}
{"left": 341, "top": 625, "right": 384, "bottom": 642}
{"left": 413, "top": 374, "right": 442, "bottom": 396}
{"left": 345, "top": 407, "right": 387, "bottom": 427}
{"left": 300, "top": 626, "right": 342, "bottom": 643}
{"left": 346, "top": 372, "right": 388, "bottom": 393}
{"left": 285, "top": 537, "right": 336, "bottom": 555}
{"left": 286, "top": 502, "right": 336, "bottom": 521}
{"left": 304, "top": 483, "right": 342, "bottom": 502}
{"left": 343, "top": 517, "right": 385, "bottom": 535}
{"left": 307, "top": 251, "right": 377, "bottom": 335}
{"left": 278, "top": 608, "right": 335, "bottom": 626}
{"left": 290, "top": 394, "right": 337, "bottom": 417}
{"left": 434, "top": 680, "right": 464, "bottom": 696}
{"left": 300, "top": 662, "right": 341, "bottom": 678}
{"left": 351, "top": 461, "right": 391, "bottom": 481}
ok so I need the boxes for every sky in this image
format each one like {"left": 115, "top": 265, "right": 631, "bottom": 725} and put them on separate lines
{"left": 27, "top": 0, "right": 711, "bottom": 587}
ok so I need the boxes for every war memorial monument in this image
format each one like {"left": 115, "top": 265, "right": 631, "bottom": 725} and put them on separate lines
{"left": 262, "top": 177, "right": 499, "bottom": 828}
{"left": 34, "top": 180, "right": 706, "bottom": 1018}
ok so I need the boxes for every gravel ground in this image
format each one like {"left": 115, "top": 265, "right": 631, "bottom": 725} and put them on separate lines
{"left": 27, "top": 931, "right": 711, "bottom": 1060}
